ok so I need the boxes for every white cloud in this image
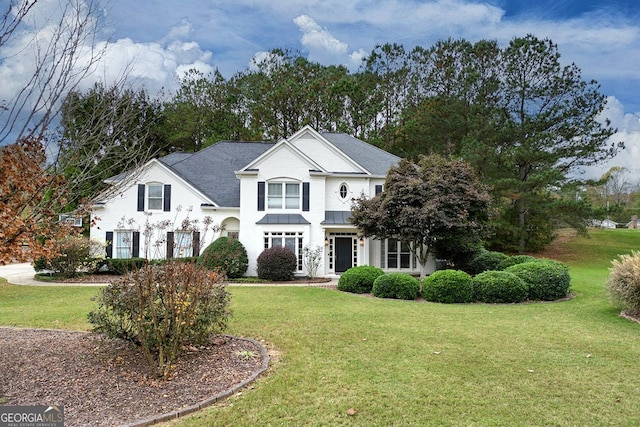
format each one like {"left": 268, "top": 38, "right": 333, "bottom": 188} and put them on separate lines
{"left": 78, "top": 18, "right": 215, "bottom": 95}
{"left": 163, "top": 17, "right": 194, "bottom": 42}
{"left": 294, "top": 14, "right": 350, "bottom": 63}
{"left": 349, "top": 48, "right": 367, "bottom": 67}
{"left": 582, "top": 97, "right": 640, "bottom": 182}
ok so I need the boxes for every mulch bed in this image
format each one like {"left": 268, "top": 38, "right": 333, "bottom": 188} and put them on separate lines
{"left": 0, "top": 328, "right": 269, "bottom": 427}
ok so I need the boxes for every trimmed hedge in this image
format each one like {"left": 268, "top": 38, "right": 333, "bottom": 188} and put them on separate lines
{"left": 497, "top": 255, "right": 537, "bottom": 270}
{"left": 197, "top": 237, "right": 248, "bottom": 278}
{"left": 422, "top": 270, "right": 474, "bottom": 303}
{"left": 473, "top": 270, "right": 528, "bottom": 303}
{"left": 506, "top": 259, "right": 570, "bottom": 301}
{"left": 337, "top": 265, "right": 384, "bottom": 294}
{"left": 257, "top": 246, "right": 297, "bottom": 281}
{"left": 372, "top": 273, "right": 420, "bottom": 300}
{"left": 103, "top": 258, "right": 147, "bottom": 274}
{"left": 467, "top": 249, "right": 509, "bottom": 275}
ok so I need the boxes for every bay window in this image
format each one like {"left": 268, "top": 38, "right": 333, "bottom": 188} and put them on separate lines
{"left": 264, "top": 231, "right": 304, "bottom": 271}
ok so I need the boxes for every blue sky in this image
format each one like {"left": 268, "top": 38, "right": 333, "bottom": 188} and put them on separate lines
{"left": 2, "top": 0, "right": 639, "bottom": 181}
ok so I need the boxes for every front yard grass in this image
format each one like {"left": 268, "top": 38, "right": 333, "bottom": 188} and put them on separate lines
{"left": 1, "top": 228, "right": 639, "bottom": 426}
{"left": 0, "top": 278, "right": 97, "bottom": 330}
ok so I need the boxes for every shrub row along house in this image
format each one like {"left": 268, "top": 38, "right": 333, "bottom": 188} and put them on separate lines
{"left": 91, "top": 126, "right": 436, "bottom": 277}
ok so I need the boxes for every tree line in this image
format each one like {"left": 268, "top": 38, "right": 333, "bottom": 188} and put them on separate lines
{"left": 57, "top": 34, "right": 623, "bottom": 253}
{"left": 0, "top": 0, "right": 626, "bottom": 262}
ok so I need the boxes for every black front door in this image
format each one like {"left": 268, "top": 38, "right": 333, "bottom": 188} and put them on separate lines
{"left": 335, "top": 237, "right": 353, "bottom": 273}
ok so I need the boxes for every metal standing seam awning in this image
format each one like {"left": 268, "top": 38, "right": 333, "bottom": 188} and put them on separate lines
{"left": 256, "top": 214, "right": 311, "bottom": 224}
{"left": 320, "top": 211, "right": 353, "bottom": 227}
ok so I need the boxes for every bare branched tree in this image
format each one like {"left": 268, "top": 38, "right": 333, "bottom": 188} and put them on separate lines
{"left": 0, "top": 1, "right": 160, "bottom": 263}
{"left": 56, "top": 81, "right": 165, "bottom": 207}
{"left": 0, "top": 0, "right": 104, "bottom": 145}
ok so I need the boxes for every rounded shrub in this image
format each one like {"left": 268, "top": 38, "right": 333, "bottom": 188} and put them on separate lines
{"left": 467, "top": 249, "right": 509, "bottom": 275}
{"left": 372, "top": 273, "right": 420, "bottom": 300}
{"left": 497, "top": 255, "right": 537, "bottom": 270}
{"left": 422, "top": 270, "right": 474, "bottom": 303}
{"left": 506, "top": 259, "right": 570, "bottom": 301}
{"left": 607, "top": 251, "right": 640, "bottom": 315}
{"left": 337, "top": 265, "right": 384, "bottom": 294}
{"left": 256, "top": 246, "right": 297, "bottom": 281}
{"left": 473, "top": 270, "right": 528, "bottom": 303}
{"left": 88, "top": 262, "right": 231, "bottom": 378}
{"left": 197, "top": 237, "right": 248, "bottom": 278}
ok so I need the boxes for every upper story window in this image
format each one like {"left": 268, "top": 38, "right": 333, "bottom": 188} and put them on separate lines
{"left": 138, "top": 183, "right": 171, "bottom": 212}
{"left": 268, "top": 182, "right": 300, "bottom": 209}
{"left": 339, "top": 182, "right": 349, "bottom": 200}
{"left": 147, "top": 184, "right": 163, "bottom": 210}
{"left": 258, "top": 181, "right": 308, "bottom": 212}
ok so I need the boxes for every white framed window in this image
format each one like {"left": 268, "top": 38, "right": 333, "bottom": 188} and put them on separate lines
{"left": 383, "top": 238, "right": 416, "bottom": 270}
{"left": 264, "top": 231, "right": 304, "bottom": 271}
{"left": 147, "top": 184, "right": 163, "bottom": 210}
{"left": 338, "top": 182, "right": 349, "bottom": 200}
{"left": 115, "top": 231, "right": 132, "bottom": 258}
{"left": 58, "top": 214, "right": 82, "bottom": 227}
{"left": 173, "top": 231, "right": 193, "bottom": 258}
{"left": 267, "top": 182, "right": 300, "bottom": 209}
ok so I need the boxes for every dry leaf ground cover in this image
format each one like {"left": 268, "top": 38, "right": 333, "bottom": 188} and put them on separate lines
{"left": 0, "top": 328, "right": 266, "bottom": 427}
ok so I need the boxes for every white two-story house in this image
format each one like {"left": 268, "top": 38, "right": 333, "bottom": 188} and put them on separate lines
{"left": 90, "top": 126, "right": 435, "bottom": 277}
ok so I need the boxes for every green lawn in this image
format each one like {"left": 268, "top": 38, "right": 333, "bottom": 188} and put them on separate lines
{"left": 1, "top": 228, "right": 640, "bottom": 426}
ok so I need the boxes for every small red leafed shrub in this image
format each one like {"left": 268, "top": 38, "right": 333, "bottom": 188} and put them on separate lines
{"left": 257, "top": 246, "right": 297, "bottom": 281}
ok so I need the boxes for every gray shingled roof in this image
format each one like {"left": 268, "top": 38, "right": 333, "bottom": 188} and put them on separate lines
{"left": 161, "top": 141, "right": 274, "bottom": 207}
{"left": 321, "top": 132, "right": 400, "bottom": 176}
{"left": 159, "top": 152, "right": 193, "bottom": 166}
{"left": 151, "top": 132, "right": 397, "bottom": 208}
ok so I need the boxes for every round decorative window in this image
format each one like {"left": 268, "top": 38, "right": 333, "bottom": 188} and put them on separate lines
{"left": 339, "top": 182, "right": 348, "bottom": 200}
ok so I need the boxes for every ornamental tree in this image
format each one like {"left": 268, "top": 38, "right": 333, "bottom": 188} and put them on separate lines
{"left": 350, "top": 155, "right": 492, "bottom": 278}
{"left": 0, "top": 137, "right": 77, "bottom": 264}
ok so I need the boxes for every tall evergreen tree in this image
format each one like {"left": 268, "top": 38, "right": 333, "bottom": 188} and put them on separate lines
{"left": 488, "top": 35, "right": 621, "bottom": 252}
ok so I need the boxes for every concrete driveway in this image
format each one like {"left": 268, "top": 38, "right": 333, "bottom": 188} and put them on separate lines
{"left": 0, "top": 263, "right": 107, "bottom": 286}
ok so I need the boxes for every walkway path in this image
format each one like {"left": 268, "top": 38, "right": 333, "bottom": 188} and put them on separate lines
{"left": 0, "top": 263, "right": 338, "bottom": 287}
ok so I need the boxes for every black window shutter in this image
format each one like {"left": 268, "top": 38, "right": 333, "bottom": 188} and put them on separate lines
{"left": 257, "top": 181, "right": 265, "bottom": 211}
{"left": 166, "top": 232, "right": 174, "bottom": 259}
{"left": 163, "top": 184, "right": 171, "bottom": 212}
{"left": 132, "top": 231, "right": 140, "bottom": 258}
{"left": 302, "top": 182, "right": 310, "bottom": 211}
{"left": 137, "top": 184, "right": 145, "bottom": 211}
{"left": 105, "top": 231, "right": 113, "bottom": 258}
{"left": 192, "top": 232, "right": 200, "bottom": 257}
{"left": 375, "top": 185, "right": 383, "bottom": 195}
